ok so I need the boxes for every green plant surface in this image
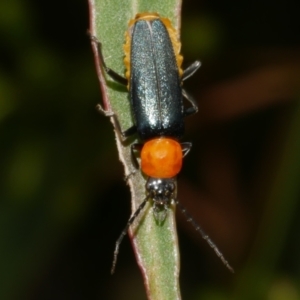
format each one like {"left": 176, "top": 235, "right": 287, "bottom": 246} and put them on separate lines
{"left": 88, "top": 0, "right": 183, "bottom": 299}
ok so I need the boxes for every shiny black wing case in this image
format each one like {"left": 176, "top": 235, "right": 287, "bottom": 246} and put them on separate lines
{"left": 129, "top": 18, "right": 184, "bottom": 141}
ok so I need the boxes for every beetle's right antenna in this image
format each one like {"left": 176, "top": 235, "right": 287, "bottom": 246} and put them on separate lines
{"left": 111, "top": 198, "right": 149, "bottom": 274}
{"left": 176, "top": 201, "right": 234, "bottom": 273}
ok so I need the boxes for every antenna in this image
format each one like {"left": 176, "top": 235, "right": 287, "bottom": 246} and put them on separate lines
{"left": 111, "top": 198, "right": 148, "bottom": 274}
{"left": 176, "top": 201, "right": 234, "bottom": 273}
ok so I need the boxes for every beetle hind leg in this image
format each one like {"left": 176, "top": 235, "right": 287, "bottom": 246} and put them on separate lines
{"left": 182, "top": 88, "right": 198, "bottom": 117}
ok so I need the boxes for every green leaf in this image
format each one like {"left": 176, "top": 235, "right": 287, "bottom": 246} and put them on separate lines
{"left": 88, "top": 1, "right": 182, "bottom": 299}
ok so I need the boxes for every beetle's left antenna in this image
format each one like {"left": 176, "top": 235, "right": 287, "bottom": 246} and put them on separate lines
{"left": 111, "top": 198, "right": 149, "bottom": 274}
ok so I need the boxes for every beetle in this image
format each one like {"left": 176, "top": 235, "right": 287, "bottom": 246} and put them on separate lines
{"left": 92, "top": 12, "right": 233, "bottom": 273}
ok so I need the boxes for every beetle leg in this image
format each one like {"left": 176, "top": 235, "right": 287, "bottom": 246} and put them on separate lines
{"left": 181, "top": 142, "right": 192, "bottom": 158}
{"left": 182, "top": 88, "right": 198, "bottom": 117}
{"left": 89, "top": 34, "right": 128, "bottom": 86}
{"left": 95, "top": 103, "right": 114, "bottom": 117}
{"left": 131, "top": 143, "right": 143, "bottom": 169}
{"left": 96, "top": 104, "right": 137, "bottom": 140}
{"left": 123, "top": 143, "right": 142, "bottom": 181}
{"left": 182, "top": 60, "right": 201, "bottom": 81}
{"left": 112, "top": 116, "right": 137, "bottom": 141}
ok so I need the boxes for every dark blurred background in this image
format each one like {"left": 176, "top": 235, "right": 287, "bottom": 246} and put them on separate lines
{"left": 0, "top": 0, "right": 300, "bottom": 299}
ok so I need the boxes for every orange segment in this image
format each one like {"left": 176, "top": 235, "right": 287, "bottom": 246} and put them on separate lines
{"left": 141, "top": 138, "right": 183, "bottom": 178}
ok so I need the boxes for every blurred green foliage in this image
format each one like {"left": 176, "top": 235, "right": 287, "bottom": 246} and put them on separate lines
{"left": 0, "top": 0, "right": 299, "bottom": 299}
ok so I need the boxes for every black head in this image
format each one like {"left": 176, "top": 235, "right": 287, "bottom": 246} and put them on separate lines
{"left": 145, "top": 177, "right": 176, "bottom": 222}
